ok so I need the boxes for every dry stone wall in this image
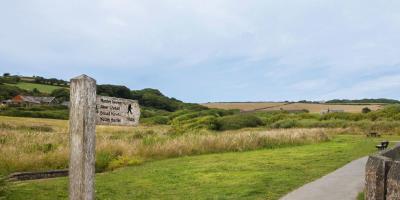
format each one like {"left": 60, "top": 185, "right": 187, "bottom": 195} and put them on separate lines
{"left": 365, "top": 145, "right": 400, "bottom": 200}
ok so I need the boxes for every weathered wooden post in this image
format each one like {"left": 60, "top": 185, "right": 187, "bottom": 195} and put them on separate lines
{"left": 69, "top": 75, "right": 97, "bottom": 200}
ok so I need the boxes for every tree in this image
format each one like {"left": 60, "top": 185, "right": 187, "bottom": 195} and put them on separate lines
{"left": 32, "top": 88, "right": 41, "bottom": 95}
{"left": 3, "top": 73, "right": 10, "bottom": 77}
{"left": 51, "top": 88, "right": 70, "bottom": 102}
{"left": 97, "top": 84, "right": 132, "bottom": 99}
{"left": 0, "top": 85, "right": 24, "bottom": 100}
{"left": 362, "top": 107, "right": 372, "bottom": 114}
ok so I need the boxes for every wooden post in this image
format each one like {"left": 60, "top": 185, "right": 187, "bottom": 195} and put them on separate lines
{"left": 69, "top": 75, "right": 97, "bottom": 200}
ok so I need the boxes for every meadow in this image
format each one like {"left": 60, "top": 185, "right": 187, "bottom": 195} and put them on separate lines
{"left": 4, "top": 82, "right": 64, "bottom": 94}
{"left": 6, "top": 135, "right": 398, "bottom": 200}
{"left": 0, "top": 116, "right": 329, "bottom": 175}
{"left": 1, "top": 104, "right": 400, "bottom": 199}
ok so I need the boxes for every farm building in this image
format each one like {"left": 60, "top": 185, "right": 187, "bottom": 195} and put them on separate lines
{"left": 12, "top": 95, "right": 57, "bottom": 106}
{"left": 320, "top": 109, "right": 344, "bottom": 114}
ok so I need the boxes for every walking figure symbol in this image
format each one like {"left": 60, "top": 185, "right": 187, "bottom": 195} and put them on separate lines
{"left": 128, "top": 104, "right": 133, "bottom": 114}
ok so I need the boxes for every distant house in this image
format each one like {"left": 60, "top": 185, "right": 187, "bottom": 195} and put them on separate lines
{"left": 39, "top": 97, "right": 57, "bottom": 105}
{"left": 320, "top": 109, "right": 344, "bottom": 114}
{"left": 12, "top": 95, "right": 57, "bottom": 106}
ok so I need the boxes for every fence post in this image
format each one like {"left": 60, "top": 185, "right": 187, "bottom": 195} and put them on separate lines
{"left": 69, "top": 75, "right": 97, "bottom": 200}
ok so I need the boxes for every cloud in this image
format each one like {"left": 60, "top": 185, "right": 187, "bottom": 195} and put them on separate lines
{"left": 0, "top": 0, "right": 400, "bottom": 102}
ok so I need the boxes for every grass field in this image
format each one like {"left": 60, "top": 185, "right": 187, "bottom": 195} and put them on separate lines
{"left": 203, "top": 102, "right": 384, "bottom": 113}
{"left": 1, "top": 115, "right": 397, "bottom": 199}
{"left": 5, "top": 82, "right": 64, "bottom": 93}
{"left": 6, "top": 135, "right": 395, "bottom": 200}
{"left": 0, "top": 116, "right": 329, "bottom": 175}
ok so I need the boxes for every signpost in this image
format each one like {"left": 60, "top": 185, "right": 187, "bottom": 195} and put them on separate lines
{"left": 69, "top": 75, "right": 140, "bottom": 200}
{"left": 96, "top": 96, "right": 140, "bottom": 126}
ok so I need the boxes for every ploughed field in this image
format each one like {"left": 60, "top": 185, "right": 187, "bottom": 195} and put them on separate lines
{"left": 1, "top": 116, "right": 398, "bottom": 199}
{"left": 203, "top": 102, "right": 384, "bottom": 113}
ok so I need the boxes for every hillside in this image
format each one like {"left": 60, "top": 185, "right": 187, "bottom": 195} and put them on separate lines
{"left": 0, "top": 74, "right": 207, "bottom": 120}
{"left": 4, "top": 82, "right": 63, "bottom": 93}
{"left": 326, "top": 98, "right": 400, "bottom": 104}
{"left": 203, "top": 102, "right": 387, "bottom": 113}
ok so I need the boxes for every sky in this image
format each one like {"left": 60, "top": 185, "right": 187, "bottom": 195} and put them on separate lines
{"left": 1, "top": 0, "right": 400, "bottom": 103}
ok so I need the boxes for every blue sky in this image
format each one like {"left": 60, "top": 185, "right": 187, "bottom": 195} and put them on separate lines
{"left": 1, "top": 1, "right": 400, "bottom": 103}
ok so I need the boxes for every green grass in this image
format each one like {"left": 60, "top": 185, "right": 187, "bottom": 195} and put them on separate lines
{"left": 357, "top": 192, "right": 364, "bottom": 200}
{"left": 6, "top": 135, "right": 393, "bottom": 200}
{"left": 5, "top": 82, "right": 64, "bottom": 93}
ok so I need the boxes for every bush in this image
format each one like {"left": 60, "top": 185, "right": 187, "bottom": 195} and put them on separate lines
{"left": 142, "top": 116, "right": 170, "bottom": 125}
{"left": 362, "top": 107, "right": 371, "bottom": 113}
{"left": 0, "top": 106, "right": 69, "bottom": 119}
{"left": 140, "top": 107, "right": 170, "bottom": 118}
{"left": 271, "top": 119, "right": 299, "bottom": 129}
{"left": 51, "top": 88, "right": 70, "bottom": 102}
{"left": 0, "top": 84, "right": 24, "bottom": 100}
{"left": 96, "top": 150, "right": 122, "bottom": 173}
{"left": 215, "top": 114, "right": 264, "bottom": 130}
{"left": 295, "top": 119, "right": 348, "bottom": 129}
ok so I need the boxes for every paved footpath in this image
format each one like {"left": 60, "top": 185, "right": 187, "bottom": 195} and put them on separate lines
{"left": 280, "top": 156, "right": 367, "bottom": 200}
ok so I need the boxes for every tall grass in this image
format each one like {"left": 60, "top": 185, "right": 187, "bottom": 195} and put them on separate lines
{"left": 0, "top": 175, "right": 6, "bottom": 200}
{"left": 0, "top": 116, "right": 329, "bottom": 174}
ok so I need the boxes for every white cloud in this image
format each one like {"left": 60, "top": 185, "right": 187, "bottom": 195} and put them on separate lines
{"left": 0, "top": 0, "right": 400, "bottom": 101}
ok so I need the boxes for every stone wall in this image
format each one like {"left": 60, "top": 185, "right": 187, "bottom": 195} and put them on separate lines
{"left": 7, "top": 169, "right": 68, "bottom": 181}
{"left": 365, "top": 145, "right": 400, "bottom": 200}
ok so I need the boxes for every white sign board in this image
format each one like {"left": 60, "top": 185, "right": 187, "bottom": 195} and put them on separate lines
{"left": 96, "top": 95, "right": 140, "bottom": 126}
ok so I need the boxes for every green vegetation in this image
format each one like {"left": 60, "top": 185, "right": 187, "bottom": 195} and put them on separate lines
{"left": 2, "top": 75, "right": 399, "bottom": 137}
{"left": 140, "top": 105, "right": 400, "bottom": 134}
{"left": 0, "top": 105, "right": 68, "bottom": 119}
{"left": 216, "top": 114, "right": 264, "bottom": 130}
{"left": 0, "top": 175, "right": 6, "bottom": 200}
{"left": 326, "top": 98, "right": 400, "bottom": 104}
{"left": 357, "top": 192, "right": 364, "bottom": 200}
{"left": 6, "top": 135, "right": 396, "bottom": 200}
{"left": 4, "top": 82, "right": 63, "bottom": 94}
{"left": 50, "top": 88, "right": 70, "bottom": 102}
{"left": 1, "top": 74, "right": 399, "bottom": 199}
{"left": 0, "top": 116, "right": 328, "bottom": 175}
{"left": 33, "top": 76, "right": 68, "bottom": 86}
{"left": 362, "top": 107, "right": 372, "bottom": 113}
{"left": 98, "top": 85, "right": 206, "bottom": 112}
{"left": 0, "top": 85, "right": 25, "bottom": 101}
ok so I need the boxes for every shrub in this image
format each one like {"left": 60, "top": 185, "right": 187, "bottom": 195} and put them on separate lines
{"left": 0, "top": 107, "right": 68, "bottom": 119}
{"left": 142, "top": 116, "right": 170, "bottom": 125}
{"left": 215, "top": 114, "right": 264, "bottom": 130}
{"left": 140, "top": 107, "right": 170, "bottom": 118}
{"left": 51, "top": 88, "right": 70, "bottom": 102}
{"left": 362, "top": 107, "right": 372, "bottom": 113}
{"left": 171, "top": 116, "right": 219, "bottom": 134}
{"left": 271, "top": 119, "right": 299, "bottom": 129}
{"left": 96, "top": 150, "right": 122, "bottom": 173}
{"left": 296, "top": 119, "right": 348, "bottom": 128}
{"left": 0, "top": 84, "right": 25, "bottom": 101}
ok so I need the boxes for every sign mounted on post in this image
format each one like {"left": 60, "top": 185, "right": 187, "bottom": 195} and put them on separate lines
{"left": 96, "top": 95, "right": 140, "bottom": 126}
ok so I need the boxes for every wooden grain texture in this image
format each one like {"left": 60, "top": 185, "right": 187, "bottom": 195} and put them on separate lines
{"left": 96, "top": 95, "right": 140, "bottom": 126}
{"left": 69, "top": 75, "right": 97, "bottom": 200}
